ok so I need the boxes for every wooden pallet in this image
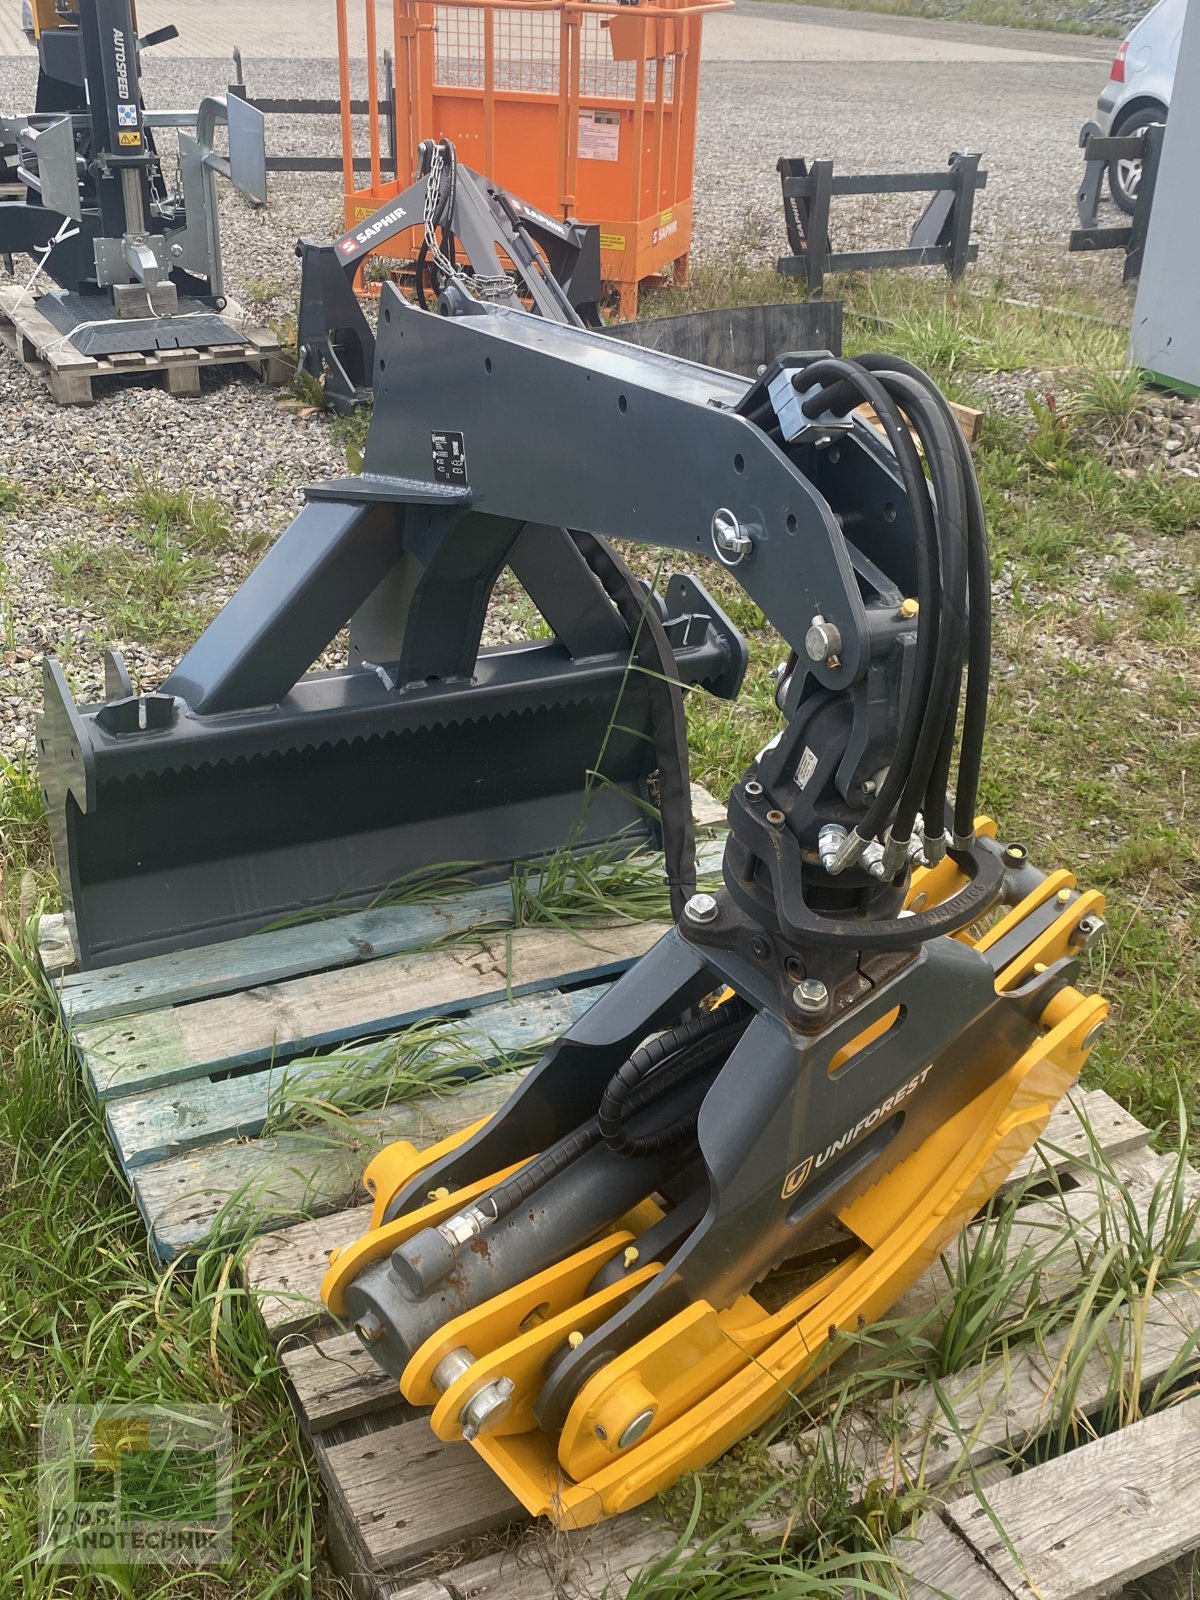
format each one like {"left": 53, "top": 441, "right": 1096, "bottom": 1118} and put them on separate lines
{"left": 0, "top": 284, "right": 290, "bottom": 403}
{"left": 35, "top": 788, "right": 1200, "bottom": 1599}
{"left": 241, "top": 1094, "right": 1200, "bottom": 1600}
{"left": 38, "top": 787, "right": 727, "bottom": 1264}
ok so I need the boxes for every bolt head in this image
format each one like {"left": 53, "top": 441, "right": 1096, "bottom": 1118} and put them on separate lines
{"left": 804, "top": 620, "right": 843, "bottom": 663}
{"left": 793, "top": 978, "right": 829, "bottom": 1013}
{"left": 1082, "top": 1019, "right": 1106, "bottom": 1051}
{"left": 618, "top": 1408, "right": 657, "bottom": 1449}
{"left": 1072, "top": 914, "right": 1106, "bottom": 950}
{"left": 684, "top": 892, "right": 719, "bottom": 925}
{"left": 711, "top": 508, "right": 752, "bottom": 566}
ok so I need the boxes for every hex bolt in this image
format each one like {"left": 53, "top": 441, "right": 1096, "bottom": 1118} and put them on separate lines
{"left": 1071, "top": 913, "right": 1107, "bottom": 950}
{"left": 766, "top": 809, "right": 785, "bottom": 827}
{"left": 684, "top": 892, "right": 718, "bottom": 925}
{"left": 793, "top": 978, "right": 829, "bottom": 1014}
{"left": 711, "top": 508, "right": 752, "bottom": 566}
{"left": 805, "top": 616, "right": 843, "bottom": 664}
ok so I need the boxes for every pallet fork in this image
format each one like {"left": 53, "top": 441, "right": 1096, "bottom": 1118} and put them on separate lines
{"left": 306, "top": 297, "right": 1109, "bottom": 1526}
{"left": 296, "top": 138, "right": 602, "bottom": 414}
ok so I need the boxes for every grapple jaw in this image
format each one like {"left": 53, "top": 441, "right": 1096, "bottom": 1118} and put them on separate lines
{"left": 322, "top": 839, "right": 1108, "bottom": 1526}
{"left": 37, "top": 493, "right": 746, "bottom": 970}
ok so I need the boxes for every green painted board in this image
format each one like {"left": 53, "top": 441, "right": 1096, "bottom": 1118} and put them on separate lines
{"left": 78, "top": 920, "right": 668, "bottom": 1100}
{"left": 105, "top": 983, "right": 611, "bottom": 1170}
{"left": 131, "top": 1068, "right": 536, "bottom": 1261}
{"left": 54, "top": 828, "right": 726, "bottom": 1027}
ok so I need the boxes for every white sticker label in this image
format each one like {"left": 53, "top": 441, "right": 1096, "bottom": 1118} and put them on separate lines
{"left": 578, "top": 110, "right": 620, "bottom": 162}
{"left": 794, "top": 746, "right": 818, "bottom": 790}
{"left": 117, "top": 103, "right": 138, "bottom": 127}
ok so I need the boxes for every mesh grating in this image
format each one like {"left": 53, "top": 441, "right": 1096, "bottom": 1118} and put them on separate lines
{"left": 431, "top": 4, "right": 679, "bottom": 99}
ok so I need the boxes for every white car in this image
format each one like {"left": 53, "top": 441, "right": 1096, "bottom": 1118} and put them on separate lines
{"left": 1094, "top": 0, "right": 1185, "bottom": 212}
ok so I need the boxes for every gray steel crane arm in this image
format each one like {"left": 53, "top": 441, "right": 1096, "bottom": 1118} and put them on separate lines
{"left": 362, "top": 289, "right": 881, "bottom": 687}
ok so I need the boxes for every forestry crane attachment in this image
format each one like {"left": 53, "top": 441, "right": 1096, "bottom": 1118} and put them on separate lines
{"left": 315, "top": 297, "right": 1109, "bottom": 1526}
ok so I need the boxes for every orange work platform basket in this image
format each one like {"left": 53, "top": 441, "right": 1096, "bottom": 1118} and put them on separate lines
{"left": 335, "top": 0, "right": 731, "bottom": 318}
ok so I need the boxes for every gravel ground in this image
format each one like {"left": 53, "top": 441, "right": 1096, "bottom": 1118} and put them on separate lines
{"left": 0, "top": 43, "right": 1137, "bottom": 756}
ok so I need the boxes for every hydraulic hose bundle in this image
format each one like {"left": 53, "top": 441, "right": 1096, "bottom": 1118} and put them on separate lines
{"left": 801, "top": 354, "right": 989, "bottom": 871}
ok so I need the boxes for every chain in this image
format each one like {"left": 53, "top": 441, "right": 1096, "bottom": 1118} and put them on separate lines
{"left": 422, "top": 141, "right": 514, "bottom": 302}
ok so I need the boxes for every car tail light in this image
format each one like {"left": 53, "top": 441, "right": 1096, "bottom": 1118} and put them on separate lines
{"left": 1111, "top": 40, "right": 1128, "bottom": 82}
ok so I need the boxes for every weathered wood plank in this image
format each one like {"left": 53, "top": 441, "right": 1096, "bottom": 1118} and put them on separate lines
{"left": 36, "top": 913, "right": 75, "bottom": 979}
{"left": 946, "top": 1395, "right": 1200, "bottom": 1600}
{"left": 104, "top": 984, "right": 611, "bottom": 1169}
{"left": 79, "top": 920, "right": 669, "bottom": 1099}
{"left": 889, "top": 1510, "right": 1016, "bottom": 1600}
{"left": 53, "top": 801, "right": 724, "bottom": 1026}
{"left": 412, "top": 1508, "right": 691, "bottom": 1600}
{"left": 247, "top": 1204, "right": 372, "bottom": 1341}
{"left": 767, "top": 1274, "right": 1200, "bottom": 1506}
{"left": 889, "top": 1144, "right": 1196, "bottom": 1332}
{"left": 319, "top": 1416, "right": 523, "bottom": 1569}
{"left": 280, "top": 1332, "right": 406, "bottom": 1432}
{"left": 60, "top": 884, "right": 517, "bottom": 1027}
{"left": 134, "top": 1066, "right": 543, "bottom": 1260}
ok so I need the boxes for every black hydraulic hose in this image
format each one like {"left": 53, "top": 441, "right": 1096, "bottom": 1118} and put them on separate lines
{"left": 794, "top": 358, "right": 942, "bottom": 844}
{"left": 856, "top": 354, "right": 991, "bottom": 837}
{"left": 598, "top": 1001, "right": 751, "bottom": 1158}
{"left": 569, "top": 531, "right": 697, "bottom": 922}
{"left": 470, "top": 1002, "right": 750, "bottom": 1225}
{"left": 863, "top": 369, "right": 968, "bottom": 846}
{"left": 924, "top": 660, "right": 962, "bottom": 840}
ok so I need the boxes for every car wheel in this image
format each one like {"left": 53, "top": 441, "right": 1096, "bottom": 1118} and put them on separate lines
{"left": 1108, "top": 107, "right": 1167, "bottom": 215}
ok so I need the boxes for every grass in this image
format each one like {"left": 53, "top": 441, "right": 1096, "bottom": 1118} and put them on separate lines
{"left": 1, "top": 268, "right": 1198, "bottom": 1594}
{"left": 760, "top": 0, "right": 1126, "bottom": 38}
{"left": 47, "top": 475, "right": 241, "bottom": 652}
{"left": 0, "top": 760, "right": 334, "bottom": 1598}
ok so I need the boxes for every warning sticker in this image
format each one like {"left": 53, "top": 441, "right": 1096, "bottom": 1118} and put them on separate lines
{"left": 118, "top": 131, "right": 141, "bottom": 146}
{"left": 599, "top": 231, "right": 626, "bottom": 253}
{"left": 431, "top": 430, "right": 467, "bottom": 486}
{"left": 578, "top": 109, "right": 620, "bottom": 163}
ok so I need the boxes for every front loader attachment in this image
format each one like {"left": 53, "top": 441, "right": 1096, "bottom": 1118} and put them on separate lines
{"left": 38, "top": 490, "right": 745, "bottom": 970}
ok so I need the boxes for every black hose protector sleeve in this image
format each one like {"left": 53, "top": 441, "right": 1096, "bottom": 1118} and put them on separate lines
{"left": 476, "top": 1117, "right": 605, "bottom": 1224}
{"left": 598, "top": 1003, "right": 750, "bottom": 1158}
{"left": 796, "top": 358, "right": 941, "bottom": 841}
{"left": 855, "top": 354, "right": 992, "bottom": 836}
{"left": 474, "top": 1004, "right": 748, "bottom": 1222}
{"left": 568, "top": 531, "right": 697, "bottom": 921}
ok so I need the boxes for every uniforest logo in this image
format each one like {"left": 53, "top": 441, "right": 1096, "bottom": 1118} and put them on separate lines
{"left": 780, "top": 1064, "right": 934, "bottom": 1199}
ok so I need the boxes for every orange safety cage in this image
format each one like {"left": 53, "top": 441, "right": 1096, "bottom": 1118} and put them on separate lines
{"left": 335, "top": 0, "right": 732, "bottom": 317}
